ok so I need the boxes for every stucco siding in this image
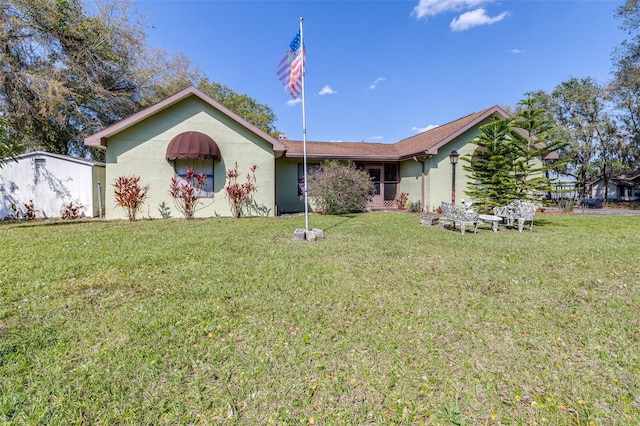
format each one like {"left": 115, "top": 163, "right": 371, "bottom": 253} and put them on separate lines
{"left": 398, "top": 160, "right": 423, "bottom": 209}
{"left": 425, "top": 121, "right": 496, "bottom": 211}
{"left": 428, "top": 144, "right": 473, "bottom": 210}
{"left": 104, "top": 96, "right": 276, "bottom": 219}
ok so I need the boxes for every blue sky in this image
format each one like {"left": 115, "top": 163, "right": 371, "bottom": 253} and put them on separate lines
{"left": 135, "top": 0, "right": 625, "bottom": 143}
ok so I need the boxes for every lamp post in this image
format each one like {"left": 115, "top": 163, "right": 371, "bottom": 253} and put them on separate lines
{"left": 449, "top": 150, "right": 459, "bottom": 205}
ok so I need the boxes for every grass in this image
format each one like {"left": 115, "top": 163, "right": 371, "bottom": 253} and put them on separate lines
{"left": 0, "top": 213, "right": 639, "bottom": 425}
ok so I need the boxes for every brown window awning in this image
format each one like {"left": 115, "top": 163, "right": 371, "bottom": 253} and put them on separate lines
{"left": 166, "top": 131, "right": 220, "bottom": 160}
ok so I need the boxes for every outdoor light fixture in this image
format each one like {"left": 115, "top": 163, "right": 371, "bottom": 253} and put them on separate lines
{"left": 449, "top": 150, "right": 459, "bottom": 165}
{"left": 449, "top": 150, "right": 459, "bottom": 204}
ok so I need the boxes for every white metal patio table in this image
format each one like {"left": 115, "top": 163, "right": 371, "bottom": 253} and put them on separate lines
{"left": 478, "top": 214, "right": 502, "bottom": 233}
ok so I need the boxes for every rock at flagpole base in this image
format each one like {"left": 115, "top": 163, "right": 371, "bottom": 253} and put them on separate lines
{"left": 293, "top": 228, "right": 324, "bottom": 242}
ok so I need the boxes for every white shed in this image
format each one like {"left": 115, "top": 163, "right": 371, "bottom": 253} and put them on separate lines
{"left": 0, "top": 151, "right": 106, "bottom": 219}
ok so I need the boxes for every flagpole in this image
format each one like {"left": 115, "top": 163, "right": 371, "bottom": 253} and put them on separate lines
{"left": 300, "top": 17, "right": 309, "bottom": 233}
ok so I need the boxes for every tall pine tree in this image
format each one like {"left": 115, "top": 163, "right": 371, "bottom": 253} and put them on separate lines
{"left": 462, "top": 119, "right": 520, "bottom": 211}
{"left": 510, "top": 94, "right": 568, "bottom": 199}
{"left": 463, "top": 95, "right": 567, "bottom": 212}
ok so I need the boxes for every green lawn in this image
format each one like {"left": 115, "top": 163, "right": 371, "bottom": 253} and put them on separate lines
{"left": 1, "top": 213, "right": 639, "bottom": 425}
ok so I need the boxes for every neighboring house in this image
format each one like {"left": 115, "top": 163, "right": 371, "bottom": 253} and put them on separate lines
{"left": 84, "top": 86, "right": 551, "bottom": 219}
{"left": 588, "top": 171, "right": 640, "bottom": 201}
{"left": 0, "top": 151, "right": 106, "bottom": 218}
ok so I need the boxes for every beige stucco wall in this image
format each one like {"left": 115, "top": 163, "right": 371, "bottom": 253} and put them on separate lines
{"left": 104, "top": 96, "right": 276, "bottom": 219}
{"left": 396, "top": 127, "right": 483, "bottom": 213}
{"left": 275, "top": 158, "right": 325, "bottom": 214}
{"left": 426, "top": 142, "right": 475, "bottom": 212}
{"left": 398, "top": 160, "right": 423, "bottom": 209}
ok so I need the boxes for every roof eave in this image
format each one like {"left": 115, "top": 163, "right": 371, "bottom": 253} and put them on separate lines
{"left": 13, "top": 150, "right": 106, "bottom": 166}
{"left": 83, "top": 86, "right": 287, "bottom": 152}
{"left": 285, "top": 153, "right": 401, "bottom": 161}
{"left": 398, "top": 105, "right": 511, "bottom": 158}
{"left": 428, "top": 106, "right": 510, "bottom": 156}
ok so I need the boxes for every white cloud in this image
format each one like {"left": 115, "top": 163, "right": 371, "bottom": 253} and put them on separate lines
{"left": 368, "top": 136, "right": 384, "bottom": 141}
{"left": 450, "top": 8, "right": 509, "bottom": 31}
{"left": 412, "top": 0, "right": 488, "bottom": 19}
{"left": 412, "top": 124, "right": 439, "bottom": 133}
{"left": 412, "top": 1, "right": 509, "bottom": 32}
{"left": 510, "top": 48, "right": 525, "bottom": 54}
{"left": 286, "top": 98, "right": 302, "bottom": 107}
{"left": 318, "top": 85, "right": 337, "bottom": 96}
{"left": 368, "top": 77, "right": 386, "bottom": 90}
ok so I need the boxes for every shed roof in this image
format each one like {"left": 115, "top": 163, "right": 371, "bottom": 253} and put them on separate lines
{"left": 11, "top": 151, "right": 105, "bottom": 167}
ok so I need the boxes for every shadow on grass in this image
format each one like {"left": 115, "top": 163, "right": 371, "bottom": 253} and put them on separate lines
{"left": 531, "top": 217, "right": 560, "bottom": 228}
{"left": 320, "top": 214, "right": 359, "bottom": 232}
{"left": 437, "top": 217, "right": 559, "bottom": 234}
{"left": 0, "top": 218, "right": 111, "bottom": 230}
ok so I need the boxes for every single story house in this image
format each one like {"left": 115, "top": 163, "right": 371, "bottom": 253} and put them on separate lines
{"left": 84, "top": 86, "right": 548, "bottom": 219}
{"left": 587, "top": 171, "right": 640, "bottom": 201}
{"left": 0, "top": 151, "right": 106, "bottom": 218}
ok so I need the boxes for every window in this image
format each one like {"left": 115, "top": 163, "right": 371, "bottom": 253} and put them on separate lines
{"left": 173, "top": 158, "right": 214, "bottom": 197}
{"left": 298, "top": 163, "right": 322, "bottom": 196}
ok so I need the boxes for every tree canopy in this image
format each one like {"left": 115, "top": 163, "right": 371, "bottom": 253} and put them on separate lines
{"left": 198, "top": 81, "right": 277, "bottom": 136}
{"left": 0, "top": 0, "right": 278, "bottom": 160}
{"left": 0, "top": 116, "right": 22, "bottom": 168}
{"left": 610, "top": 0, "right": 640, "bottom": 170}
{"left": 510, "top": 94, "right": 569, "bottom": 197}
{"left": 542, "top": 78, "right": 622, "bottom": 197}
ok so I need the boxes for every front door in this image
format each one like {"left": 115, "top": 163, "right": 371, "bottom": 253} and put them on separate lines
{"left": 367, "top": 165, "right": 384, "bottom": 206}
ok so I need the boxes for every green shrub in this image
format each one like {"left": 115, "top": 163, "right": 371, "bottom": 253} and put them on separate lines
{"left": 308, "top": 160, "right": 375, "bottom": 215}
{"left": 408, "top": 200, "right": 421, "bottom": 212}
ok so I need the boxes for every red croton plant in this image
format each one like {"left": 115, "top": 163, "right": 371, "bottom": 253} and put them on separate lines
{"left": 225, "top": 162, "right": 257, "bottom": 218}
{"left": 169, "top": 167, "right": 208, "bottom": 220}
{"left": 112, "top": 176, "right": 149, "bottom": 221}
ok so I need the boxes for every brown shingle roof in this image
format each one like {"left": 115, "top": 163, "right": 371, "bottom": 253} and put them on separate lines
{"left": 282, "top": 140, "right": 400, "bottom": 160}
{"left": 394, "top": 106, "right": 508, "bottom": 158}
{"left": 283, "top": 105, "right": 509, "bottom": 160}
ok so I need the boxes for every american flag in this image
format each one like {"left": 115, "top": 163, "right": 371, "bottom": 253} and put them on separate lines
{"left": 276, "top": 31, "right": 304, "bottom": 99}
